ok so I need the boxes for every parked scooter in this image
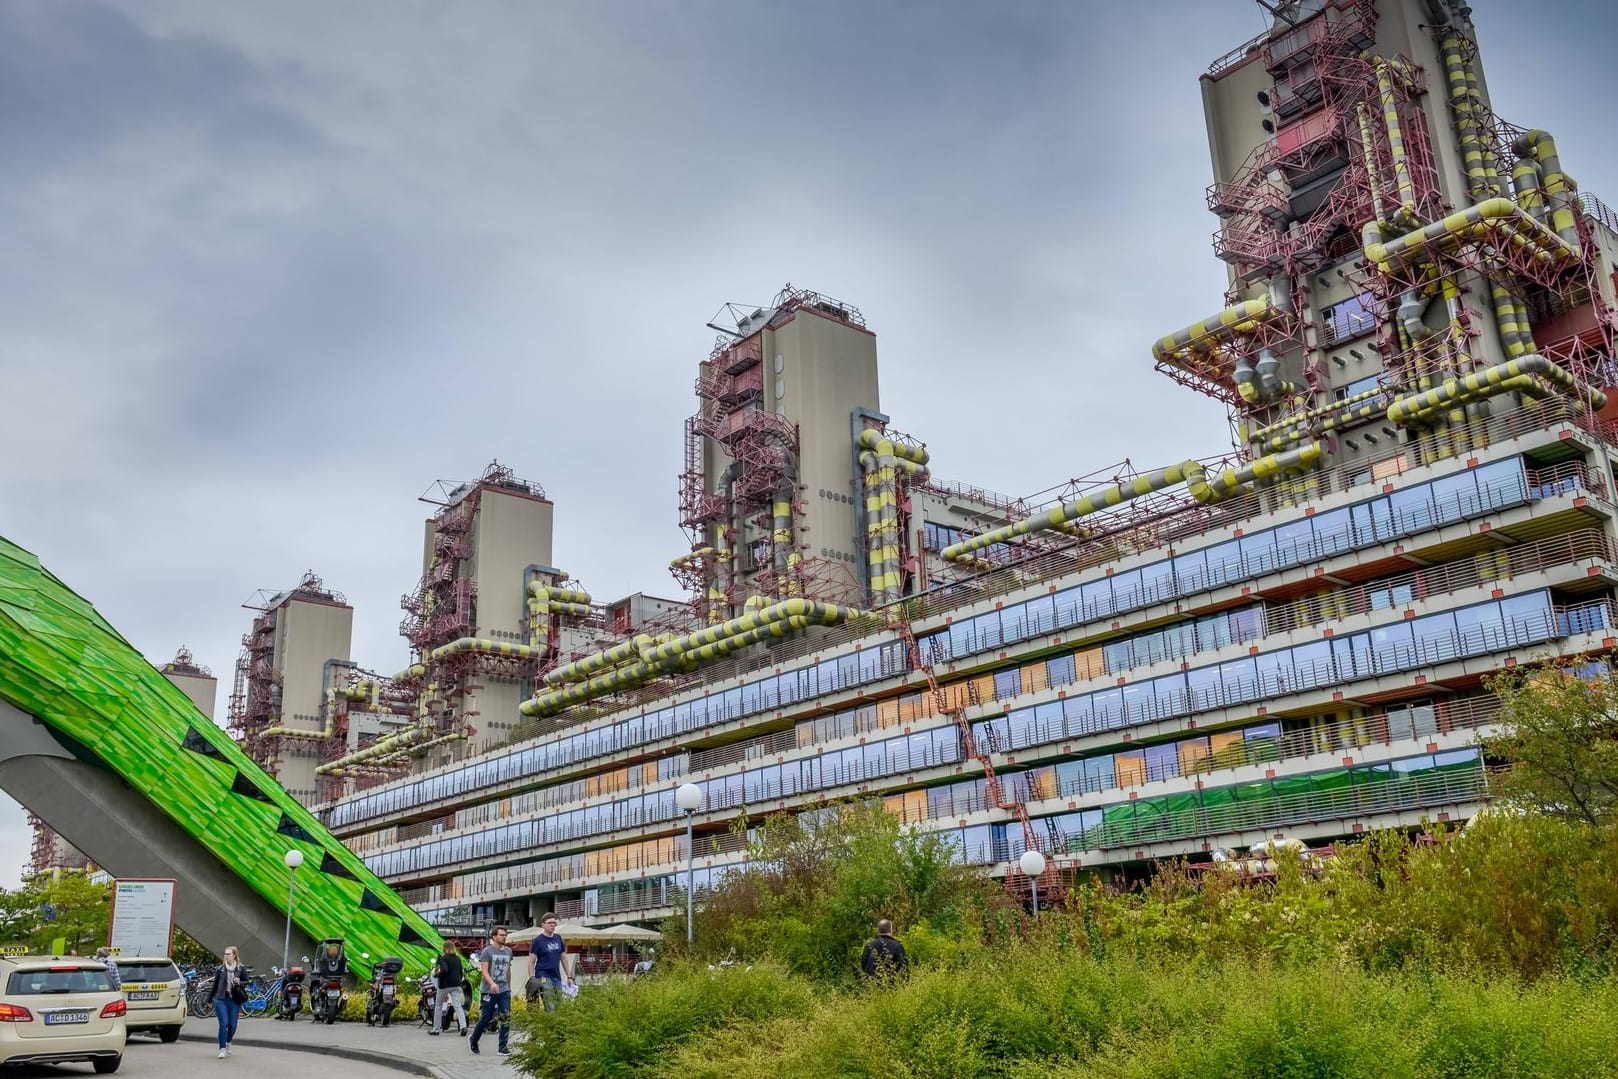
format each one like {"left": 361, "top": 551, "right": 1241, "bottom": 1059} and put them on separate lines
{"left": 309, "top": 938, "right": 348, "bottom": 1025}
{"left": 364, "top": 955, "right": 404, "bottom": 1027}
{"left": 416, "top": 973, "right": 438, "bottom": 1030}
{"left": 277, "top": 959, "right": 308, "bottom": 1020}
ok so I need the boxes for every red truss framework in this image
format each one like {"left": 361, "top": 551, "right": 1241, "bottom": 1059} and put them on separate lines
{"left": 401, "top": 497, "right": 476, "bottom": 650}
{"left": 1338, "top": 42, "right": 1611, "bottom": 399}
{"left": 1153, "top": 313, "right": 1310, "bottom": 408}
{"left": 1208, "top": 1, "right": 1383, "bottom": 278}
{"left": 1207, "top": 1, "right": 1445, "bottom": 281}
{"left": 667, "top": 546, "right": 715, "bottom": 596}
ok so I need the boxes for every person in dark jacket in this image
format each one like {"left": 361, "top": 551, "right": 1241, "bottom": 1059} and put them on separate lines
{"left": 213, "top": 946, "right": 247, "bottom": 1058}
{"left": 431, "top": 944, "right": 467, "bottom": 1035}
{"left": 859, "top": 920, "right": 908, "bottom": 982}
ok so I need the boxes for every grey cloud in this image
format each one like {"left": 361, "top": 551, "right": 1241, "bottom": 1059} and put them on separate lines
{"left": 3, "top": 0, "right": 1616, "bottom": 886}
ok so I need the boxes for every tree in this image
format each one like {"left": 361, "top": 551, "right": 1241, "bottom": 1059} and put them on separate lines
{"left": 0, "top": 872, "right": 111, "bottom": 954}
{"left": 670, "top": 800, "right": 995, "bottom": 982}
{"left": 1482, "top": 657, "right": 1618, "bottom": 826}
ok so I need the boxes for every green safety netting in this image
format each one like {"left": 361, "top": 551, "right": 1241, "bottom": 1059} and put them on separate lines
{"left": 0, "top": 536, "right": 442, "bottom": 975}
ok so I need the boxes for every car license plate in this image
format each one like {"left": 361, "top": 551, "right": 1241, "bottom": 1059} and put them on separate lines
{"left": 130, "top": 991, "right": 160, "bottom": 1001}
{"left": 45, "top": 1011, "right": 90, "bottom": 1025}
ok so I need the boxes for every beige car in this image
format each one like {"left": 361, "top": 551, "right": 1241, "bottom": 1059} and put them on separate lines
{"left": 0, "top": 955, "right": 126, "bottom": 1073}
{"left": 111, "top": 958, "right": 185, "bottom": 1043}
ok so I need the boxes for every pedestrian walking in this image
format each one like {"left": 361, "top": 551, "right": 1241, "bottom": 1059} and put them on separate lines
{"left": 467, "top": 927, "right": 513, "bottom": 1056}
{"left": 528, "top": 913, "right": 574, "bottom": 1012}
{"left": 859, "top": 919, "right": 908, "bottom": 982}
{"left": 431, "top": 943, "right": 467, "bottom": 1035}
{"left": 213, "top": 946, "right": 248, "bottom": 1058}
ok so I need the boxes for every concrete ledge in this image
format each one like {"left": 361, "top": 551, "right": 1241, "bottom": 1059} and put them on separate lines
{"left": 178, "top": 1028, "right": 430, "bottom": 1075}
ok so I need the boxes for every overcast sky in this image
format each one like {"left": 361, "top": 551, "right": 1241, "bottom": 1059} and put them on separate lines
{"left": 2, "top": 0, "right": 1615, "bottom": 889}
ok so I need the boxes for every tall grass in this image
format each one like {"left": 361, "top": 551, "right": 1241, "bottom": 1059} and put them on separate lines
{"left": 518, "top": 954, "right": 1618, "bottom": 1079}
{"left": 515, "top": 813, "right": 1618, "bottom": 1076}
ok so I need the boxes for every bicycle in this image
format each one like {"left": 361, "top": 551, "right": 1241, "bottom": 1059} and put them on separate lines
{"left": 240, "top": 969, "right": 287, "bottom": 1019}
{"left": 187, "top": 974, "right": 217, "bottom": 1019}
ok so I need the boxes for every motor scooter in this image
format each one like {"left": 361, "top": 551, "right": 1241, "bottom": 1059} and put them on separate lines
{"left": 364, "top": 956, "right": 404, "bottom": 1027}
{"left": 416, "top": 973, "right": 438, "bottom": 1030}
{"left": 308, "top": 938, "right": 348, "bottom": 1026}
{"left": 277, "top": 960, "right": 307, "bottom": 1020}
{"left": 309, "top": 973, "right": 344, "bottom": 1025}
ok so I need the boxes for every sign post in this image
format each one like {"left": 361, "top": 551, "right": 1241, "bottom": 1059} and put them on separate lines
{"left": 108, "top": 879, "right": 177, "bottom": 957}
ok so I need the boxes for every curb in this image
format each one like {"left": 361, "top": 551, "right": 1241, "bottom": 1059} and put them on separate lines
{"left": 179, "top": 1029, "right": 431, "bottom": 1075}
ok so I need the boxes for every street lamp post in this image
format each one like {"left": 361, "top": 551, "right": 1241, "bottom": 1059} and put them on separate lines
{"left": 675, "top": 783, "right": 703, "bottom": 946}
{"left": 1018, "top": 849, "right": 1047, "bottom": 920}
{"left": 282, "top": 850, "right": 305, "bottom": 976}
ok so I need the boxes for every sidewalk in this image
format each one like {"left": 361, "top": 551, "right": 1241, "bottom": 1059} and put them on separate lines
{"left": 179, "top": 1013, "right": 520, "bottom": 1079}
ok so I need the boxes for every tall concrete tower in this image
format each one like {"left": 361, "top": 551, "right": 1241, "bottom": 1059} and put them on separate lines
{"left": 679, "top": 286, "right": 884, "bottom": 612}
{"left": 1165, "top": 0, "right": 1615, "bottom": 488}
{"left": 159, "top": 647, "right": 217, "bottom": 722}
{"left": 404, "top": 462, "right": 555, "bottom": 759}
{"left": 230, "top": 573, "right": 354, "bottom": 806}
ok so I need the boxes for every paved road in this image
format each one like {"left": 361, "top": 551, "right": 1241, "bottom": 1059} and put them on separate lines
{"left": 178, "top": 1013, "right": 514, "bottom": 1079}
{"left": 6, "top": 1030, "right": 408, "bottom": 1079}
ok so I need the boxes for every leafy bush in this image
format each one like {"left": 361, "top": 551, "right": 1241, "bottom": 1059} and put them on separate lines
{"left": 665, "top": 801, "right": 998, "bottom": 983}
{"left": 518, "top": 951, "right": 1618, "bottom": 1079}
{"left": 1067, "top": 813, "right": 1618, "bottom": 980}
{"left": 513, "top": 961, "right": 811, "bottom": 1079}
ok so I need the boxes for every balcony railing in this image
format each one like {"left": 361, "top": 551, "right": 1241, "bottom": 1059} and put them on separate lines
{"left": 1076, "top": 766, "right": 1487, "bottom": 853}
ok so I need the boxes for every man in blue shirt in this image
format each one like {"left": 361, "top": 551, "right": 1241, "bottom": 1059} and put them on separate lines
{"left": 528, "top": 913, "right": 574, "bottom": 1013}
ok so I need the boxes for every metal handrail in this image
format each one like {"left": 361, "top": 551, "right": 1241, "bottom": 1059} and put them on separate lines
{"left": 1206, "top": 30, "right": 1268, "bottom": 79}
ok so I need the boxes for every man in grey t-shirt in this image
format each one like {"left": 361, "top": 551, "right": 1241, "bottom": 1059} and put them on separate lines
{"left": 467, "top": 927, "right": 513, "bottom": 1055}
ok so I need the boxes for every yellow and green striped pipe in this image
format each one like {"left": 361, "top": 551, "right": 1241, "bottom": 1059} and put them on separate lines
{"left": 1386, "top": 355, "right": 1607, "bottom": 426}
{"left": 1513, "top": 129, "right": 1581, "bottom": 246}
{"left": 1356, "top": 102, "right": 1389, "bottom": 226}
{"left": 1363, "top": 198, "right": 1579, "bottom": 275}
{"left": 520, "top": 598, "right": 858, "bottom": 717}
{"left": 856, "top": 429, "right": 930, "bottom": 606}
{"left": 1441, "top": 35, "right": 1498, "bottom": 200}
{"left": 1152, "top": 298, "right": 1281, "bottom": 367}
{"left": 941, "top": 444, "right": 1323, "bottom": 564}
{"left": 1374, "top": 58, "right": 1417, "bottom": 219}
{"left": 526, "top": 579, "right": 592, "bottom": 652}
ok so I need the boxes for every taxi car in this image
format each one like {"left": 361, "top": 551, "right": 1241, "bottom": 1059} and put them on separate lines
{"left": 110, "top": 958, "right": 185, "bottom": 1043}
{"left": 0, "top": 955, "right": 126, "bottom": 1072}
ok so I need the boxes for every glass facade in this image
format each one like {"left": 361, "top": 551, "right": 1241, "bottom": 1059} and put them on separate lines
{"left": 327, "top": 443, "right": 1613, "bottom": 922}
{"left": 918, "top": 458, "right": 1529, "bottom": 666}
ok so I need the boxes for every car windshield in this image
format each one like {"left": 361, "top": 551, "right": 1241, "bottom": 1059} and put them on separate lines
{"left": 7, "top": 969, "right": 115, "bottom": 995}
{"left": 116, "top": 962, "right": 179, "bottom": 983}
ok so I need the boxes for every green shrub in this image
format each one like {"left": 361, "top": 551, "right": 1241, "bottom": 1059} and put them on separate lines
{"left": 666, "top": 801, "right": 998, "bottom": 983}
{"left": 513, "top": 961, "right": 812, "bottom": 1079}
{"left": 628, "top": 954, "right": 1618, "bottom": 1079}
